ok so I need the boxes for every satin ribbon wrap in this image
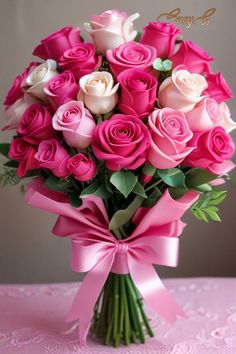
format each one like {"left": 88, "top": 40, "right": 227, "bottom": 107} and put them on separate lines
{"left": 25, "top": 178, "right": 198, "bottom": 346}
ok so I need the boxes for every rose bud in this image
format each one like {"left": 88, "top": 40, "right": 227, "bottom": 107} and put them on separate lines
{"left": 67, "top": 153, "right": 97, "bottom": 182}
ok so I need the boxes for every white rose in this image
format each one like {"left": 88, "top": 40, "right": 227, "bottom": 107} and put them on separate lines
{"left": 2, "top": 93, "right": 37, "bottom": 131}
{"left": 159, "top": 66, "right": 208, "bottom": 113}
{"left": 24, "top": 59, "right": 58, "bottom": 101}
{"left": 78, "top": 71, "right": 119, "bottom": 114}
{"left": 84, "top": 10, "right": 140, "bottom": 53}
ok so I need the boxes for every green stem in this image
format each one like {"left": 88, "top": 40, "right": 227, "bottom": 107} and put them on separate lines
{"left": 121, "top": 275, "right": 130, "bottom": 346}
{"left": 113, "top": 275, "right": 119, "bottom": 341}
{"left": 145, "top": 179, "right": 162, "bottom": 192}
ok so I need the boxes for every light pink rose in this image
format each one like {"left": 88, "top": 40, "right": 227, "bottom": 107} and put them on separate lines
{"left": 35, "top": 139, "right": 70, "bottom": 178}
{"left": 140, "top": 21, "right": 182, "bottom": 58}
{"left": 44, "top": 70, "right": 79, "bottom": 110}
{"left": 117, "top": 68, "right": 158, "bottom": 119}
{"left": 4, "top": 62, "right": 39, "bottom": 107}
{"left": 17, "top": 103, "right": 56, "bottom": 145}
{"left": 67, "top": 153, "right": 97, "bottom": 181}
{"left": 2, "top": 93, "right": 37, "bottom": 131}
{"left": 84, "top": 10, "right": 140, "bottom": 53}
{"left": 184, "top": 127, "right": 235, "bottom": 175}
{"left": 147, "top": 108, "right": 193, "bottom": 169}
{"left": 52, "top": 101, "right": 96, "bottom": 149}
{"left": 186, "top": 98, "right": 236, "bottom": 133}
{"left": 92, "top": 114, "right": 150, "bottom": 171}
{"left": 158, "top": 66, "right": 208, "bottom": 113}
{"left": 59, "top": 43, "right": 102, "bottom": 81}
{"left": 33, "top": 26, "right": 82, "bottom": 61}
{"left": 106, "top": 41, "right": 157, "bottom": 77}
{"left": 78, "top": 71, "right": 119, "bottom": 114}
{"left": 205, "top": 72, "right": 233, "bottom": 103}
{"left": 9, "top": 138, "right": 39, "bottom": 177}
{"left": 171, "top": 41, "right": 214, "bottom": 74}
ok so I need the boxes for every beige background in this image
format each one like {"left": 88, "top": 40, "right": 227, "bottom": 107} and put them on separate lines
{"left": 0, "top": 0, "right": 236, "bottom": 283}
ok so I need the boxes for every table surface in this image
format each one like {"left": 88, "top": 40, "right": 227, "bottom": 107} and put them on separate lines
{"left": 0, "top": 278, "right": 236, "bottom": 354}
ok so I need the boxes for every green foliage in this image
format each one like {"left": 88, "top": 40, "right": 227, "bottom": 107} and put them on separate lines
{"left": 110, "top": 170, "right": 138, "bottom": 198}
{"left": 132, "top": 181, "right": 147, "bottom": 198}
{"left": 191, "top": 190, "right": 227, "bottom": 222}
{"left": 0, "top": 143, "right": 10, "bottom": 158}
{"left": 153, "top": 58, "right": 172, "bottom": 72}
{"left": 80, "top": 178, "right": 111, "bottom": 201}
{"left": 134, "top": 31, "right": 142, "bottom": 42}
{"left": 0, "top": 168, "right": 20, "bottom": 187}
{"left": 142, "top": 187, "right": 162, "bottom": 208}
{"left": 186, "top": 168, "right": 217, "bottom": 188}
{"left": 156, "top": 168, "right": 186, "bottom": 188}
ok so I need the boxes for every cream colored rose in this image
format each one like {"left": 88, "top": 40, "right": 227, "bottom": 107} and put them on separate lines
{"left": 217, "top": 102, "right": 236, "bottom": 133}
{"left": 84, "top": 10, "right": 140, "bottom": 53}
{"left": 78, "top": 71, "right": 119, "bottom": 114}
{"left": 158, "top": 66, "right": 208, "bottom": 113}
{"left": 24, "top": 59, "right": 58, "bottom": 101}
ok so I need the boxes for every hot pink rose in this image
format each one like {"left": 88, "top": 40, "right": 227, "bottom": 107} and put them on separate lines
{"left": 4, "top": 62, "right": 39, "bottom": 107}
{"left": 59, "top": 43, "right": 102, "bottom": 81}
{"left": 171, "top": 41, "right": 214, "bottom": 74}
{"left": 52, "top": 101, "right": 96, "bottom": 149}
{"left": 159, "top": 66, "right": 208, "bottom": 113}
{"left": 186, "top": 97, "right": 236, "bottom": 133}
{"left": 2, "top": 93, "right": 37, "bottom": 131}
{"left": 33, "top": 26, "right": 82, "bottom": 61}
{"left": 117, "top": 68, "right": 158, "bottom": 119}
{"left": 184, "top": 127, "right": 235, "bottom": 175}
{"left": 140, "top": 22, "right": 182, "bottom": 58}
{"left": 92, "top": 114, "right": 150, "bottom": 171}
{"left": 44, "top": 71, "right": 79, "bottom": 110}
{"left": 9, "top": 138, "right": 39, "bottom": 177}
{"left": 67, "top": 153, "right": 97, "bottom": 181}
{"left": 147, "top": 108, "right": 193, "bottom": 169}
{"left": 205, "top": 72, "right": 233, "bottom": 103}
{"left": 106, "top": 41, "right": 157, "bottom": 77}
{"left": 17, "top": 103, "right": 56, "bottom": 145}
{"left": 85, "top": 10, "right": 140, "bottom": 53}
{"left": 35, "top": 139, "right": 70, "bottom": 178}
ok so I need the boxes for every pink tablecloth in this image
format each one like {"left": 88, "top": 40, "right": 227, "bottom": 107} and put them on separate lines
{"left": 0, "top": 278, "right": 236, "bottom": 354}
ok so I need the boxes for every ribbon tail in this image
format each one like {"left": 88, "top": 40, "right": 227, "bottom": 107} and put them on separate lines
{"left": 66, "top": 252, "right": 115, "bottom": 347}
{"left": 128, "top": 257, "right": 186, "bottom": 324}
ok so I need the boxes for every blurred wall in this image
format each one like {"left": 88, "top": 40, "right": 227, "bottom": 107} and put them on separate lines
{"left": 0, "top": 0, "right": 236, "bottom": 283}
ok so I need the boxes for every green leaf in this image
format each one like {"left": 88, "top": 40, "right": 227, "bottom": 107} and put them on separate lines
{"left": 192, "top": 208, "right": 209, "bottom": 222}
{"left": 169, "top": 186, "right": 188, "bottom": 199}
{"left": 67, "top": 192, "right": 82, "bottom": 208}
{"left": 153, "top": 58, "right": 163, "bottom": 71}
{"left": 186, "top": 168, "right": 217, "bottom": 188}
{"left": 191, "top": 190, "right": 225, "bottom": 223}
{"left": 0, "top": 143, "right": 10, "bottom": 158}
{"left": 162, "top": 59, "right": 172, "bottom": 71}
{"left": 205, "top": 206, "right": 221, "bottom": 222}
{"left": 109, "top": 196, "right": 144, "bottom": 238}
{"left": 0, "top": 168, "right": 20, "bottom": 187}
{"left": 157, "top": 168, "right": 186, "bottom": 188}
{"left": 208, "top": 190, "right": 227, "bottom": 206}
{"left": 193, "top": 183, "right": 212, "bottom": 192}
{"left": 142, "top": 187, "right": 162, "bottom": 208}
{"left": 132, "top": 181, "right": 147, "bottom": 198}
{"left": 44, "top": 175, "right": 74, "bottom": 193}
{"left": 4, "top": 160, "right": 19, "bottom": 168}
{"left": 80, "top": 179, "right": 111, "bottom": 201}
{"left": 110, "top": 170, "right": 138, "bottom": 198}
{"left": 142, "top": 164, "right": 156, "bottom": 177}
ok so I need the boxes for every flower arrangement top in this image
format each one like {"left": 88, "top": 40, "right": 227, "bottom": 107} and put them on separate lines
{"left": 0, "top": 9, "right": 235, "bottom": 347}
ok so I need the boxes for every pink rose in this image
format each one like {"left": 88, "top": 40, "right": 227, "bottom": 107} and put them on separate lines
{"left": 84, "top": 10, "right": 140, "bottom": 53}
{"left": 44, "top": 71, "right": 79, "bottom": 110}
{"left": 117, "top": 68, "right": 158, "bottom": 119}
{"left": 35, "top": 139, "right": 70, "bottom": 178}
{"left": 186, "top": 98, "right": 236, "bottom": 132}
{"left": 184, "top": 127, "right": 235, "bottom": 175}
{"left": 33, "top": 26, "right": 82, "bottom": 61}
{"left": 4, "top": 62, "right": 39, "bottom": 107}
{"left": 147, "top": 108, "right": 193, "bottom": 169}
{"left": 205, "top": 72, "right": 233, "bottom": 103}
{"left": 17, "top": 103, "right": 56, "bottom": 145}
{"left": 171, "top": 41, "right": 214, "bottom": 74}
{"left": 106, "top": 41, "right": 157, "bottom": 77}
{"left": 59, "top": 43, "right": 102, "bottom": 81}
{"left": 159, "top": 66, "right": 208, "bottom": 113}
{"left": 140, "top": 22, "right": 182, "bottom": 58}
{"left": 52, "top": 101, "right": 96, "bottom": 149}
{"left": 67, "top": 153, "right": 97, "bottom": 181}
{"left": 2, "top": 93, "right": 37, "bottom": 131}
{"left": 9, "top": 138, "right": 39, "bottom": 177}
{"left": 92, "top": 114, "right": 150, "bottom": 171}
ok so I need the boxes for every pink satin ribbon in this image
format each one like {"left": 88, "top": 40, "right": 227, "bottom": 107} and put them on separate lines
{"left": 25, "top": 178, "right": 198, "bottom": 347}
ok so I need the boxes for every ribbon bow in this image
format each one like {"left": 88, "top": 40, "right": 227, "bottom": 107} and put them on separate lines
{"left": 25, "top": 178, "right": 198, "bottom": 346}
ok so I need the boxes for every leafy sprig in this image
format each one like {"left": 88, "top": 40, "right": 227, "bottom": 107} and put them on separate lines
{"left": 0, "top": 168, "right": 20, "bottom": 187}
{"left": 191, "top": 190, "right": 227, "bottom": 222}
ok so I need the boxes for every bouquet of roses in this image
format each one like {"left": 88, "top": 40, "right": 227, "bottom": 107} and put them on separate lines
{"left": 1, "top": 9, "right": 235, "bottom": 348}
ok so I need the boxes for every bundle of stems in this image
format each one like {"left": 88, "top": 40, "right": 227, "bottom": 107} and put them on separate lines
{"left": 91, "top": 272, "right": 154, "bottom": 347}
